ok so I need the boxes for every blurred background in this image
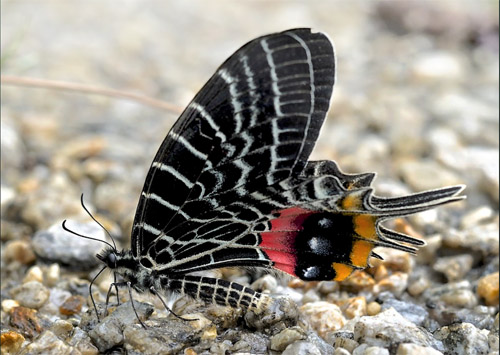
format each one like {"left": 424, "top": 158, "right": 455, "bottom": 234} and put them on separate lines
{"left": 2, "top": 0, "right": 498, "bottom": 247}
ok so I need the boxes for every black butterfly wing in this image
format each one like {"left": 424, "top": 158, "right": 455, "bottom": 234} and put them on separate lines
{"left": 131, "top": 28, "right": 336, "bottom": 257}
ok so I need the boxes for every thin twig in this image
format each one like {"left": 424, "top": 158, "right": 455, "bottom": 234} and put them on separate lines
{"left": 1, "top": 75, "right": 184, "bottom": 114}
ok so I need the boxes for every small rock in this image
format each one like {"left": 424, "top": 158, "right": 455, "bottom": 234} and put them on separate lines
{"left": 300, "top": 301, "right": 345, "bottom": 339}
{"left": 366, "top": 302, "right": 381, "bottom": 316}
{"left": 380, "top": 298, "right": 429, "bottom": 326}
{"left": 283, "top": 341, "right": 322, "bottom": 355}
{"left": 328, "top": 331, "right": 358, "bottom": 353}
{"left": 407, "top": 276, "right": 431, "bottom": 297}
{"left": 353, "top": 308, "right": 444, "bottom": 350}
{"left": 50, "top": 319, "right": 74, "bottom": 339}
{"left": 270, "top": 326, "right": 307, "bottom": 351}
{"left": 251, "top": 274, "right": 278, "bottom": 292}
{"left": 340, "top": 271, "right": 376, "bottom": 292}
{"left": 231, "top": 332, "right": 268, "bottom": 353}
{"left": 411, "top": 52, "right": 463, "bottom": 82}
{"left": 87, "top": 302, "right": 154, "bottom": 352}
{"left": 0, "top": 331, "right": 25, "bottom": 355}
{"left": 1, "top": 299, "right": 20, "bottom": 313}
{"left": 9, "top": 306, "right": 42, "bottom": 338}
{"left": 32, "top": 221, "right": 110, "bottom": 269}
{"left": 59, "top": 295, "right": 85, "bottom": 316}
{"left": 244, "top": 296, "right": 298, "bottom": 331}
{"left": 443, "top": 222, "right": 499, "bottom": 257}
{"left": 317, "top": 281, "right": 338, "bottom": 294}
{"left": 343, "top": 296, "right": 367, "bottom": 319}
{"left": 396, "top": 343, "right": 443, "bottom": 355}
{"left": 3, "top": 240, "right": 36, "bottom": 264}
{"left": 373, "top": 272, "right": 408, "bottom": 297}
{"left": 425, "top": 281, "right": 478, "bottom": 308}
{"left": 19, "top": 330, "right": 75, "bottom": 354}
{"left": 302, "top": 289, "right": 321, "bottom": 304}
{"left": 67, "top": 327, "right": 99, "bottom": 355}
{"left": 460, "top": 206, "right": 495, "bottom": 229}
{"left": 353, "top": 345, "right": 389, "bottom": 355}
{"left": 433, "top": 254, "right": 474, "bottom": 281}
{"left": 398, "top": 160, "right": 463, "bottom": 192}
{"left": 46, "top": 263, "right": 61, "bottom": 287}
{"left": 10, "top": 281, "right": 50, "bottom": 309}
{"left": 477, "top": 272, "right": 499, "bottom": 306}
{"left": 23, "top": 265, "right": 44, "bottom": 284}
{"left": 415, "top": 234, "right": 442, "bottom": 264}
{"left": 435, "top": 322, "right": 489, "bottom": 355}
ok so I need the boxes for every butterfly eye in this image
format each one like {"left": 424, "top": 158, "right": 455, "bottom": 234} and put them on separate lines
{"left": 107, "top": 252, "right": 117, "bottom": 267}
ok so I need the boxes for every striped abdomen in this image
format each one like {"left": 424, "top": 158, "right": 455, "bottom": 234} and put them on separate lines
{"left": 163, "top": 275, "right": 270, "bottom": 313}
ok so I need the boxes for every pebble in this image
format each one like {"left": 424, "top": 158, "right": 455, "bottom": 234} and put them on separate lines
{"left": 330, "top": 331, "right": 359, "bottom": 353}
{"left": 1, "top": 299, "right": 20, "bottom": 313}
{"left": 19, "top": 330, "right": 75, "bottom": 354}
{"left": 379, "top": 297, "right": 429, "bottom": 326}
{"left": 0, "top": 331, "right": 25, "bottom": 354}
{"left": 270, "top": 326, "right": 307, "bottom": 351}
{"left": 300, "top": 301, "right": 346, "bottom": 339}
{"left": 46, "top": 263, "right": 61, "bottom": 287}
{"left": 59, "top": 295, "right": 85, "bottom": 316}
{"left": 373, "top": 272, "right": 408, "bottom": 297}
{"left": 370, "top": 247, "right": 413, "bottom": 274}
{"left": 353, "top": 344, "right": 389, "bottom": 355}
{"left": 32, "top": 220, "right": 109, "bottom": 269}
{"left": 343, "top": 296, "right": 367, "bottom": 319}
{"left": 398, "top": 160, "right": 463, "bottom": 192}
{"left": 411, "top": 52, "right": 464, "bottom": 82}
{"left": 9, "top": 306, "right": 42, "bottom": 338}
{"left": 251, "top": 274, "right": 278, "bottom": 292}
{"left": 434, "top": 323, "right": 489, "bottom": 355}
{"left": 50, "top": 319, "right": 74, "bottom": 339}
{"left": 415, "top": 234, "right": 442, "bottom": 264}
{"left": 477, "top": 272, "right": 499, "bottom": 306}
{"left": 67, "top": 327, "right": 99, "bottom": 354}
{"left": 443, "top": 222, "right": 499, "bottom": 257}
{"left": 352, "top": 308, "right": 444, "bottom": 351}
{"left": 87, "top": 301, "right": 154, "bottom": 352}
{"left": 407, "top": 276, "right": 431, "bottom": 297}
{"left": 282, "top": 341, "right": 322, "bottom": 355}
{"left": 460, "top": 206, "right": 495, "bottom": 229}
{"left": 424, "top": 281, "right": 478, "bottom": 308}
{"left": 340, "top": 271, "right": 376, "bottom": 292}
{"left": 302, "top": 289, "right": 321, "bottom": 304}
{"left": 22, "top": 265, "right": 44, "bottom": 284}
{"left": 10, "top": 281, "right": 50, "bottom": 309}
{"left": 433, "top": 254, "right": 474, "bottom": 281}
{"left": 366, "top": 302, "right": 381, "bottom": 316}
{"left": 396, "top": 343, "right": 444, "bottom": 355}
{"left": 3, "top": 240, "right": 36, "bottom": 264}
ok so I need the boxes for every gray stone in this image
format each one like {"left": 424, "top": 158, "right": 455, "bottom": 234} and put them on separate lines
{"left": 10, "top": 281, "right": 50, "bottom": 309}
{"left": 32, "top": 221, "right": 111, "bottom": 269}
{"left": 435, "top": 323, "right": 489, "bottom": 355}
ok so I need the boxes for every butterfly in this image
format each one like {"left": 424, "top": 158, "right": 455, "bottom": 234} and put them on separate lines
{"left": 66, "top": 28, "right": 464, "bottom": 325}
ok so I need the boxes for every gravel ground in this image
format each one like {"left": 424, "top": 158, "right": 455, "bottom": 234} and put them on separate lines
{"left": 1, "top": 1, "right": 498, "bottom": 354}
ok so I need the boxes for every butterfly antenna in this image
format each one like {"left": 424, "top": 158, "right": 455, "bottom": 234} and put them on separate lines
{"left": 79, "top": 193, "right": 117, "bottom": 251}
{"left": 62, "top": 220, "right": 116, "bottom": 251}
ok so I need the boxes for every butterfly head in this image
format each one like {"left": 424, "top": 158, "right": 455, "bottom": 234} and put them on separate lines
{"left": 96, "top": 247, "right": 119, "bottom": 270}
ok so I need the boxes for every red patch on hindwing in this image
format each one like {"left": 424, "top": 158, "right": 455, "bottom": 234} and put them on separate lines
{"left": 260, "top": 207, "right": 315, "bottom": 277}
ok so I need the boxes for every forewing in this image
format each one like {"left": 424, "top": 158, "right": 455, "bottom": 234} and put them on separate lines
{"left": 132, "top": 28, "right": 336, "bottom": 256}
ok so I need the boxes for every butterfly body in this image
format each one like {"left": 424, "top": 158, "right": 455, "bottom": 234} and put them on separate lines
{"left": 94, "top": 28, "right": 464, "bottom": 317}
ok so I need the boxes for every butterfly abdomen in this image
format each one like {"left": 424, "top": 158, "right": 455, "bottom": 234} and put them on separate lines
{"left": 165, "top": 275, "right": 270, "bottom": 312}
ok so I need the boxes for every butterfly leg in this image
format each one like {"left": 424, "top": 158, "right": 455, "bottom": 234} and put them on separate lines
{"left": 104, "top": 281, "right": 127, "bottom": 317}
{"left": 126, "top": 281, "right": 147, "bottom": 329}
{"left": 149, "top": 286, "right": 197, "bottom": 322}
